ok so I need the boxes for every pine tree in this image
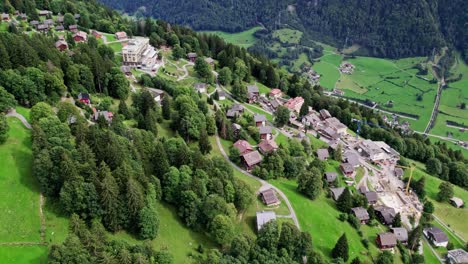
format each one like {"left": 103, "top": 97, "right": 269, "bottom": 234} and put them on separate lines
{"left": 437, "top": 182, "right": 454, "bottom": 202}
{"left": 97, "top": 162, "right": 121, "bottom": 231}
{"left": 333, "top": 144, "right": 343, "bottom": 161}
{"left": 199, "top": 129, "right": 212, "bottom": 154}
{"left": 336, "top": 188, "right": 352, "bottom": 212}
{"left": 332, "top": 233, "right": 349, "bottom": 261}
{"left": 161, "top": 96, "right": 171, "bottom": 120}
{"left": 145, "top": 109, "right": 158, "bottom": 136}
{"left": 139, "top": 183, "right": 160, "bottom": 239}
{"left": 392, "top": 212, "right": 402, "bottom": 227}
{"left": 118, "top": 100, "right": 131, "bottom": 119}
{"left": 152, "top": 141, "right": 170, "bottom": 178}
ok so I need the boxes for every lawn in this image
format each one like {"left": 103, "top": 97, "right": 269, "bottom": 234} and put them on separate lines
{"left": 270, "top": 178, "right": 382, "bottom": 261}
{"left": 423, "top": 240, "right": 440, "bottom": 264}
{"left": 0, "top": 118, "right": 41, "bottom": 243}
{"left": 272, "top": 29, "right": 303, "bottom": 45}
{"left": 108, "top": 42, "right": 123, "bottom": 53}
{"left": 0, "top": 246, "right": 47, "bottom": 263}
{"left": 110, "top": 203, "right": 216, "bottom": 264}
{"left": 16, "top": 106, "right": 31, "bottom": 122}
{"left": 102, "top": 33, "right": 116, "bottom": 42}
{"left": 202, "top": 27, "right": 262, "bottom": 48}
{"left": 313, "top": 59, "right": 340, "bottom": 89}
{"left": 243, "top": 104, "right": 273, "bottom": 122}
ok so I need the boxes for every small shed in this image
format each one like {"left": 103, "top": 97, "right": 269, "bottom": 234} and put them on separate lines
{"left": 365, "top": 191, "right": 378, "bottom": 205}
{"left": 351, "top": 207, "right": 370, "bottom": 224}
{"left": 376, "top": 232, "right": 397, "bottom": 249}
{"left": 330, "top": 187, "right": 345, "bottom": 201}
{"left": 324, "top": 172, "right": 338, "bottom": 183}
{"left": 317, "top": 149, "right": 330, "bottom": 161}
{"left": 450, "top": 197, "right": 464, "bottom": 208}
{"left": 260, "top": 189, "right": 280, "bottom": 206}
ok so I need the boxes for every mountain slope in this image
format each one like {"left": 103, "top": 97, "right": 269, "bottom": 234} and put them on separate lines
{"left": 99, "top": 0, "right": 467, "bottom": 60}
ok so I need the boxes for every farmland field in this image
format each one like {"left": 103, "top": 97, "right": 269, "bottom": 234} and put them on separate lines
{"left": 272, "top": 29, "right": 303, "bottom": 45}
{"left": 202, "top": 26, "right": 262, "bottom": 48}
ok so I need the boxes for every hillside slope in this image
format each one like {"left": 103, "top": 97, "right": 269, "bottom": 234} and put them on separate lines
{"left": 99, "top": 0, "right": 467, "bottom": 60}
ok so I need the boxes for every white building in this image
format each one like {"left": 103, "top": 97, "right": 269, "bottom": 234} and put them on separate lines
{"left": 256, "top": 211, "right": 276, "bottom": 231}
{"left": 122, "top": 37, "right": 158, "bottom": 68}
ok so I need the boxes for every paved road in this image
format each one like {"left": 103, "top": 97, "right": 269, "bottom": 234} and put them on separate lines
{"left": 6, "top": 109, "right": 31, "bottom": 129}
{"left": 424, "top": 76, "right": 445, "bottom": 134}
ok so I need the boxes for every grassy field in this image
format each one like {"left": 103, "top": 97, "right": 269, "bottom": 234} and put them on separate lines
{"left": 272, "top": 29, "right": 303, "bottom": 45}
{"left": 0, "top": 246, "right": 47, "bottom": 263}
{"left": 202, "top": 27, "right": 262, "bottom": 48}
{"left": 102, "top": 33, "right": 116, "bottom": 42}
{"left": 423, "top": 240, "right": 440, "bottom": 264}
{"left": 108, "top": 42, "right": 123, "bottom": 53}
{"left": 270, "top": 178, "right": 383, "bottom": 262}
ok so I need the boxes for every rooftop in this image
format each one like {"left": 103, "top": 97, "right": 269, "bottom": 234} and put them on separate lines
{"left": 378, "top": 232, "right": 397, "bottom": 246}
{"left": 233, "top": 140, "right": 253, "bottom": 154}
{"left": 391, "top": 227, "right": 408, "bottom": 242}
{"left": 258, "top": 140, "right": 278, "bottom": 153}
{"left": 447, "top": 249, "right": 468, "bottom": 263}
{"left": 351, "top": 207, "right": 369, "bottom": 221}
{"left": 317, "top": 148, "right": 329, "bottom": 160}
{"left": 260, "top": 189, "right": 280, "bottom": 206}
{"left": 324, "top": 172, "right": 338, "bottom": 183}
{"left": 256, "top": 211, "right": 276, "bottom": 231}
{"left": 259, "top": 126, "right": 272, "bottom": 135}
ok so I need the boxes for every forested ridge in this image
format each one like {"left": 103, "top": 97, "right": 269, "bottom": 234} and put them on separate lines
{"left": 100, "top": 0, "right": 468, "bottom": 60}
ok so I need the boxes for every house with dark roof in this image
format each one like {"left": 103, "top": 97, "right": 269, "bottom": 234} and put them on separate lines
{"left": 217, "top": 91, "right": 226, "bottom": 100}
{"left": 232, "top": 123, "right": 242, "bottom": 137}
{"left": 394, "top": 168, "right": 404, "bottom": 178}
{"left": 343, "top": 151, "right": 361, "bottom": 167}
{"left": 260, "top": 189, "right": 280, "bottom": 206}
{"left": 259, "top": 126, "right": 273, "bottom": 140}
{"left": 328, "top": 140, "right": 340, "bottom": 151}
{"left": 247, "top": 84, "right": 259, "bottom": 103}
{"left": 447, "top": 249, "right": 468, "bottom": 264}
{"left": 351, "top": 207, "right": 370, "bottom": 224}
{"left": 330, "top": 187, "right": 345, "bottom": 201}
{"left": 56, "top": 15, "right": 64, "bottom": 23}
{"left": 55, "top": 25, "right": 64, "bottom": 31}
{"left": 365, "top": 191, "right": 378, "bottom": 205}
{"left": 319, "top": 127, "right": 341, "bottom": 140}
{"left": 424, "top": 227, "right": 449, "bottom": 247}
{"left": 258, "top": 140, "right": 278, "bottom": 154}
{"left": 256, "top": 211, "right": 276, "bottom": 231}
{"left": 37, "top": 24, "right": 48, "bottom": 32}
{"left": 376, "top": 232, "right": 397, "bottom": 249}
{"left": 30, "top": 20, "right": 39, "bottom": 27}
{"left": 233, "top": 140, "right": 254, "bottom": 155}
{"left": 375, "top": 206, "right": 396, "bottom": 226}
{"left": 319, "top": 109, "right": 332, "bottom": 120}
{"left": 241, "top": 150, "right": 262, "bottom": 170}
{"left": 254, "top": 114, "right": 267, "bottom": 127}
{"left": 324, "top": 172, "right": 338, "bottom": 183}
{"left": 187, "top": 52, "right": 197, "bottom": 62}
{"left": 302, "top": 112, "right": 322, "bottom": 129}
{"left": 391, "top": 227, "right": 408, "bottom": 244}
{"left": 340, "top": 163, "right": 355, "bottom": 177}
{"left": 194, "top": 83, "right": 207, "bottom": 93}
{"left": 317, "top": 149, "right": 329, "bottom": 161}
{"left": 226, "top": 104, "right": 244, "bottom": 118}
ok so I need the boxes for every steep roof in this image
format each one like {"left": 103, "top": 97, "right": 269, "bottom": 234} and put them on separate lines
{"left": 260, "top": 189, "right": 279, "bottom": 206}
{"left": 450, "top": 197, "right": 464, "bottom": 207}
{"left": 378, "top": 232, "right": 397, "bottom": 247}
{"left": 247, "top": 84, "right": 259, "bottom": 94}
{"left": 351, "top": 207, "right": 369, "bottom": 221}
{"left": 254, "top": 113, "right": 266, "bottom": 123}
{"left": 258, "top": 140, "right": 278, "bottom": 153}
{"left": 330, "top": 187, "right": 345, "bottom": 200}
{"left": 365, "top": 191, "right": 378, "bottom": 203}
{"left": 317, "top": 148, "right": 329, "bottom": 160}
{"left": 242, "top": 150, "right": 262, "bottom": 167}
{"left": 391, "top": 227, "right": 408, "bottom": 242}
{"left": 424, "top": 227, "right": 449, "bottom": 243}
{"left": 233, "top": 140, "right": 253, "bottom": 154}
{"left": 324, "top": 172, "right": 338, "bottom": 183}
{"left": 259, "top": 126, "right": 272, "bottom": 135}
{"left": 447, "top": 249, "right": 468, "bottom": 264}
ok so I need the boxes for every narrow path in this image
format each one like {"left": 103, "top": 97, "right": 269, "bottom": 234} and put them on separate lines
{"left": 424, "top": 76, "right": 444, "bottom": 134}
{"left": 6, "top": 109, "right": 31, "bottom": 129}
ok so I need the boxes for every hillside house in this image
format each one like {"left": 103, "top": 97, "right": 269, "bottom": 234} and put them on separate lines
{"left": 55, "top": 40, "right": 68, "bottom": 51}
{"left": 44, "top": 19, "right": 54, "bottom": 26}
{"left": 254, "top": 114, "right": 267, "bottom": 127}
{"left": 226, "top": 104, "right": 244, "bottom": 118}
{"left": 365, "top": 191, "right": 378, "bottom": 205}
{"left": 241, "top": 150, "right": 262, "bottom": 170}
{"left": 375, "top": 206, "right": 396, "bottom": 226}
{"left": 319, "top": 109, "right": 332, "bottom": 120}
{"left": 37, "top": 24, "right": 48, "bottom": 33}
{"left": 391, "top": 227, "right": 408, "bottom": 244}
{"left": 424, "top": 227, "right": 449, "bottom": 247}
{"left": 231, "top": 123, "right": 242, "bottom": 137}
{"left": 258, "top": 140, "right": 278, "bottom": 154}
{"left": 450, "top": 197, "right": 464, "bottom": 208}
{"left": 351, "top": 207, "right": 370, "bottom": 224}
{"left": 319, "top": 127, "right": 341, "bottom": 141}
{"left": 187, "top": 52, "right": 197, "bottom": 63}
{"left": 204, "top": 57, "right": 214, "bottom": 67}
{"left": 218, "top": 91, "right": 226, "bottom": 100}
{"left": 194, "top": 83, "right": 207, "bottom": 93}
{"left": 93, "top": 110, "right": 113, "bottom": 123}
{"left": 270, "top": 98, "right": 283, "bottom": 110}
{"left": 260, "top": 189, "right": 280, "bottom": 206}
{"left": 115, "top": 31, "right": 127, "bottom": 40}
{"left": 1, "top": 13, "right": 10, "bottom": 21}
{"left": 284, "top": 97, "right": 304, "bottom": 113}
{"left": 92, "top": 30, "right": 102, "bottom": 39}
{"left": 324, "top": 172, "right": 338, "bottom": 184}
{"left": 330, "top": 187, "right": 345, "bottom": 201}
{"left": 302, "top": 112, "right": 322, "bottom": 129}
{"left": 30, "top": 20, "right": 39, "bottom": 27}
{"left": 38, "top": 10, "right": 52, "bottom": 17}
{"left": 269, "top": 88, "right": 282, "bottom": 98}
{"left": 323, "top": 117, "right": 348, "bottom": 135}
{"left": 256, "top": 211, "right": 276, "bottom": 231}
{"left": 19, "top": 13, "right": 27, "bottom": 20}
{"left": 149, "top": 89, "right": 165, "bottom": 103}
{"left": 56, "top": 15, "right": 64, "bottom": 23}
{"left": 343, "top": 151, "right": 361, "bottom": 167}
{"left": 259, "top": 126, "right": 273, "bottom": 140}
{"left": 340, "top": 163, "right": 355, "bottom": 177}
{"left": 73, "top": 31, "right": 88, "bottom": 42}
{"left": 68, "top": 24, "right": 78, "bottom": 32}
{"left": 447, "top": 249, "right": 468, "bottom": 264}
{"left": 78, "top": 93, "right": 90, "bottom": 104}
{"left": 55, "top": 25, "right": 64, "bottom": 31}
{"left": 376, "top": 232, "right": 397, "bottom": 249}
{"left": 317, "top": 149, "right": 329, "bottom": 161}
{"left": 247, "top": 84, "right": 259, "bottom": 103}
{"left": 233, "top": 140, "right": 254, "bottom": 155}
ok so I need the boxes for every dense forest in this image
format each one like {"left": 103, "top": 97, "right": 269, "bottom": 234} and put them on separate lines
{"left": 100, "top": 0, "right": 468, "bottom": 60}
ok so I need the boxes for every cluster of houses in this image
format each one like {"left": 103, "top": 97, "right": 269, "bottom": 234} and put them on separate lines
{"left": 304, "top": 69, "right": 321, "bottom": 86}
{"left": 339, "top": 62, "right": 355, "bottom": 74}
{"left": 76, "top": 92, "right": 114, "bottom": 123}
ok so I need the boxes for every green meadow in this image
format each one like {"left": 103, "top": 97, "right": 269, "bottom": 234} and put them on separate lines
{"left": 202, "top": 26, "right": 262, "bottom": 48}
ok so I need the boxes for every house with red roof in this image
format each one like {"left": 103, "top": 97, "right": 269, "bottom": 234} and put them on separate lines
{"left": 115, "top": 31, "right": 127, "bottom": 40}
{"left": 284, "top": 97, "right": 304, "bottom": 113}
{"left": 269, "top": 88, "right": 282, "bottom": 99}
{"left": 73, "top": 31, "right": 88, "bottom": 42}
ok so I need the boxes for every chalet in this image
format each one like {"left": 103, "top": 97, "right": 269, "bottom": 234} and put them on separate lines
{"left": 284, "top": 97, "right": 304, "bottom": 113}
{"left": 43, "top": 19, "right": 54, "bottom": 26}
{"left": 394, "top": 168, "right": 404, "bottom": 178}
{"left": 14, "top": 10, "right": 19, "bottom": 16}
{"left": 149, "top": 89, "right": 164, "bottom": 102}
{"left": 226, "top": 104, "right": 244, "bottom": 118}
{"left": 93, "top": 110, "right": 113, "bottom": 123}
{"left": 319, "top": 127, "right": 341, "bottom": 141}
{"left": 38, "top": 10, "right": 52, "bottom": 17}
{"left": 351, "top": 207, "right": 370, "bottom": 224}
{"left": 447, "top": 249, "right": 468, "bottom": 264}
{"left": 424, "top": 227, "right": 449, "bottom": 247}
{"left": 73, "top": 31, "right": 88, "bottom": 42}
{"left": 187, "top": 52, "right": 197, "bottom": 63}
{"left": 343, "top": 151, "right": 360, "bottom": 167}
{"left": 328, "top": 140, "right": 340, "bottom": 151}
{"left": 233, "top": 140, "right": 253, "bottom": 155}
{"left": 56, "top": 15, "right": 64, "bottom": 23}
{"left": 77, "top": 93, "right": 90, "bottom": 104}
{"left": 68, "top": 24, "right": 78, "bottom": 32}
{"left": 319, "top": 109, "right": 332, "bottom": 120}
{"left": 1, "top": 13, "right": 10, "bottom": 21}
{"left": 450, "top": 197, "right": 464, "bottom": 208}
{"left": 120, "top": 66, "right": 132, "bottom": 76}
{"left": 330, "top": 187, "right": 345, "bottom": 201}
{"left": 92, "top": 30, "right": 102, "bottom": 39}
{"left": 247, "top": 84, "right": 259, "bottom": 103}
{"left": 194, "top": 83, "right": 207, "bottom": 93}
{"left": 30, "top": 20, "right": 39, "bottom": 27}
{"left": 340, "top": 163, "right": 355, "bottom": 177}
{"left": 232, "top": 123, "right": 242, "bottom": 137}
{"left": 204, "top": 57, "right": 214, "bottom": 66}
{"left": 241, "top": 150, "right": 262, "bottom": 170}
{"left": 254, "top": 114, "right": 267, "bottom": 127}
{"left": 317, "top": 149, "right": 329, "bottom": 161}
{"left": 260, "top": 189, "right": 280, "bottom": 206}
{"left": 269, "top": 88, "right": 282, "bottom": 98}
{"left": 19, "top": 13, "right": 27, "bottom": 20}
{"left": 376, "top": 232, "right": 397, "bottom": 249}
{"left": 295, "top": 132, "right": 310, "bottom": 143}
{"left": 358, "top": 185, "right": 368, "bottom": 194}
{"left": 55, "top": 25, "right": 64, "bottom": 31}
{"left": 270, "top": 98, "right": 282, "bottom": 110}
{"left": 332, "top": 89, "right": 345, "bottom": 96}
{"left": 37, "top": 24, "right": 48, "bottom": 32}
{"left": 115, "top": 31, "right": 127, "bottom": 40}
{"left": 302, "top": 112, "right": 321, "bottom": 129}
{"left": 323, "top": 117, "right": 348, "bottom": 135}
{"left": 259, "top": 126, "right": 273, "bottom": 140}
{"left": 256, "top": 211, "right": 276, "bottom": 231}
{"left": 374, "top": 206, "right": 396, "bottom": 226}
{"left": 324, "top": 172, "right": 338, "bottom": 183}
{"left": 391, "top": 227, "right": 408, "bottom": 244}
{"left": 218, "top": 91, "right": 226, "bottom": 100}
{"left": 258, "top": 140, "right": 278, "bottom": 154}
{"left": 365, "top": 191, "right": 378, "bottom": 205}
{"left": 55, "top": 40, "right": 68, "bottom": 51}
